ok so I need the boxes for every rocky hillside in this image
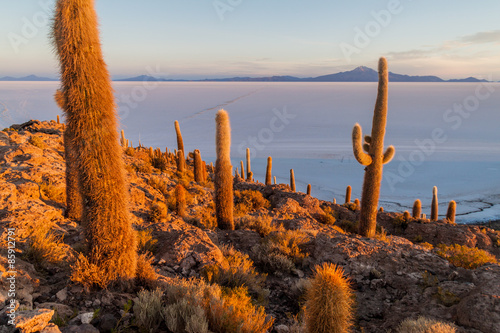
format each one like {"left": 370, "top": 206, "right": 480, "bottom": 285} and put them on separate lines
{"left": 0, "top": 120, "right": 499, "bottom": 333}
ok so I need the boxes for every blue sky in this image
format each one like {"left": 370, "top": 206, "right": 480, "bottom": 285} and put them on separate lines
{"left": 1, "top": 0, "right": 500, "bottom": 80}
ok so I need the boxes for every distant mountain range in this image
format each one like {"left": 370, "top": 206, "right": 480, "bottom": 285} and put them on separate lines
{"left": 0, "top": 67, "right": 490, "bottom": 83}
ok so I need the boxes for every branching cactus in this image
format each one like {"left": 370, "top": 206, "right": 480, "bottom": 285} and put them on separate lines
{"left": 52, "top": 0, "right": 136, "bottom": 284}
{"left": 265, "top": 156, "right": 272, "bottom": 185}
{"left": 446, "top": 200, "right": 456, "bottom": 224}
{"left": 290, "top": 169, "right": 296, "bottom": 192}
{"left": 412, "top": 199, "right": 422, "bottom": 219}
{"left": 246, "top": 148, "right": 251, "bottom": 181}
{"left": 174, "top": 120, "right": 184, "bottom": 153}
{"left": 351, "top": 57, "right": 395, "bottom": 238}
{"left": 214, "top": 110, "right": 234, "bottom": 230}
{"left": 431, "top": 186, "right": 438, "bottom": 221}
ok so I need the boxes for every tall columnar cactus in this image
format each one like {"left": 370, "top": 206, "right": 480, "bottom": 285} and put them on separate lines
{"left": 290, "top": 169, "right": 296, "bottom": 192}
{"left": 174, "top": 120, "right": 184, "bottom": 153}
{"left": 56, "top": 115, "right": 60, "bottom": 124}
{"left": 307, "top": 184, "right": 312, "bottom": 196}
{"left": 351, "top": 57, "right": 395, "bottom": 238}
{"left": 193, "top": 149, "right": 204, "bottom": 183}
{"left": 304, "top": 263, "right": 354, "bottom": 333}
{"left": 274, "top": 176, "right": 277, "bottom": 185}
{"left": 446, "top": 200, "right": 456, "bottom": 224}
{"left": 55, "top": 90, "right": 82, "bottom": 220}
{"left": 240, "top": 160, "right": 245, "bottom": 179}
{"left": 412, "top": 199, "right": 422, "bottom": 219}
{"left": 265, "top": 156, "right": 272, "bottom": 185}
{"left": 52, "top": 0, "right": 136, "bottom": 283}
{"left": 120, "top": 130, "right": 126, "bottom": 148}
{"left": 345, "top": 185, "right": 352, "bottom": 204}
{"left": 431, "top": 186, "right": 438, "bottom": 221}
{"left": 214, "top": 109, "right": 234, "bottom": 230}
{"left": 175, "top": 184, "right": 186, "bottom": 217}
{"left": 176, "top": 149, "right": 186, "bottom": 175}
{"left": 246, "top": 148, "right": 251, "bottom": 181}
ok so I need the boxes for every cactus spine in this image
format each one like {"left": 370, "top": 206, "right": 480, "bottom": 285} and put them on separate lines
{"left": 52, "top": 0, "right": 136, "bottom": 283}
{"left": 290, "top": 169, "right": 296, "bottom": 192}
{"left": 214, "top": 110, "right": 234, "bottom": 230}
{"left": 246, "top": 148, "right": 251, "bottom": 181}
{"left": 174, "top": 120, "right": 184, "bottom": 154}
{"left": 345, "top": 185, "right": 351, "bottom": 204}
{"left": 193, "top": 149, "right": 204, "bottom": 183}
{"left": 446, "top": 200, "right": 456, "bottom": 223}
{"left": 412, "top": 199, "right": 422, "bottom": 219}
{"left": 431, "top": 186, "right": 438, "bottom": 221}
{"left": 307, "top": 184, "right": 311, "bottom": 195}
{"left": 265, "top": 156, "right": 272, "bottom": 185}
{"left": 304, "top": 263, "right": 354, "bottom": 333}
{"left": 351, "top": 57, "right": 395, "bottom": 238}
{"left": 55, "top": 90, "right": 82, "bottom": 220}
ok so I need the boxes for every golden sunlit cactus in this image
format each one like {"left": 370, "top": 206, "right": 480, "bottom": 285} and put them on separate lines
{"left": 307, "top": 184, "right": 311, "bottom": 195}
{"left": 290, "top": 169, "right": 296, "bottom": 192}
{"left": 345, "top": 185, "right": 351, "bottom": 204}
{"left": 246, "top": 148, "right": 252, "bottom": 181}
{"left": 446, "top": 200, "right": 456, "bottom": 224}
{"left": 240, "top": 160, "right": 245, "bottom": 179}
{"left": 55, "top": 89, "right": 82, "bottom": 220}
{"left": 56, "top": 114, "right": 60, "bottom": 124}
{"left": 431, "top": 186, "right": 438, "bottom": 221}
{"left": 354, "top": 198, "right": 360, "bottom": 210}
{"left": 214, "top": 110, "right": 234, "bottom": 230}
{"left": 412, "top": 199, "right": 422, "bottom": 219}
{"left": 176, "top": 149, "right": 186, "bottom": 175}
{"left": 352, "top": 57, "right": 395, "bottom": 238}
{"left": 120, "top": 129, "right": 126, "bottom": 148}
{"left": 174, "top": 120, "right": 184, "bottom": 153}
{"left": 304, "top": 263, "right": 355, "bottom": 333}
{"left": 176, "top": 184, "right": 186, "bottom": 217}
{"left": 265, "top": 156, "right": 272, "bottom": 185}
{"left": 52, "top": 0, "right": 136, "bottom": 285}
{"left": 193, "top": 149, "right": 204, "bottom": 183}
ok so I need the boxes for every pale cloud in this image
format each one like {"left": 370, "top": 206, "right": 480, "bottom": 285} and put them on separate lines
{"left": 459, "top": 30, "right": 500, "bottom": 44}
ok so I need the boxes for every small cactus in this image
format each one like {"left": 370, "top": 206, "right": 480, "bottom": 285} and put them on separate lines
{"left": 246, "top": 148, "right": 251, "bottom": 181}
{"left": 354, "top": 198, "right": 360, "bottom": 210}
{"left": 290, "top": 169, "right": 296, "bottom": 192}
{"left": 56, "top": 114, "right": 60, "bottom": 124}
{"left": 345, "top": 185, "right": 351, "bottom": 204}
{"left": 175, "top": 184, "right": 186, "bottom": 217}
{"left": 273, "top": 176, "right": 277, "bottom": 185}
{"left": 193, "top": 149, "right": 204, "bottom": 183}
{"left": 351, "top": 57, "right": 395, "bottom": 238}
{"left": 174, "top": 120, "right": 184, "bottom": 153}
{"left": 120, "top": 129, "right": 126, "bottom": 148}
{"left": 304, "top": 263, "right": 354, "bottom": 333}
{"left": 333, "top": 198, "right": 337, "bottom": 205}
{"left": 446, "top": 200, "right": 456, "bottom": 224}
{"left": 403, "top": 210, "right": 411, "bottom": 220}
{"left": 431, "top": 186, "right": 438, "bottom": 221}
{"left": 265, "top": 156, "right": 272, "bottom": 185}
{"left": 307, "top": 184, "right": 311, "bottom": 195}
{"left": 379, "top": 207, "right": 384, "bottom": 212}
{"left": 214, "top": 110, "right": 234, "bottom": 230}
{"left": 412, "top": 199, "right": 422, "bottom": 219}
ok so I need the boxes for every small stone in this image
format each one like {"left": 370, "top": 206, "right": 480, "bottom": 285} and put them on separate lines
{"left": 63, "top": 324, "right": 99, "bottom": 333}
{"left": 40, "top": 323, "right": 61, "bottom": 333}
{"left": 56, "top": 288, "right": 67, "bottom": 302}
{"left": 275, "top": 324, "right": 290, "bottom": 333}
{"left": 80, "top": 312, "right": 94, "bottom": 324}
{"left": 292, "top": 269, "right": 304, "bottom": 278}
{"left": 92, "top": 299, "right": 101, "bottom": 307}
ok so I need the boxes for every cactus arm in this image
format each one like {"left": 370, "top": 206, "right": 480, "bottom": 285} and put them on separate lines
{"left": 382, "top": 145, "right": 395, "bottom": 164}
{"left": 352, "top": 123, "right": 372, "bottom": 166}
{"left": 363, "top": 143, "right": 370, "bottom": 153}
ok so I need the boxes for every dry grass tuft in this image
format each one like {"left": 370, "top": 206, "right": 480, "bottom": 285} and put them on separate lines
{"left": 135, "top": 252, "right": 158, "bottom": 288}
{"left": 234, "top": 190, "right": 270, "bottom": 217}
{"left": 39, "top": 180, "right": 66, "bottom": 204}
{"left": 397, "top": 316, "right": 456, "bottom": 333}
{"left": 235, "top": 215, "right": 274, "bottom": 236}
{"left": 134, "top": 288, "right": 163, "bottom": 332}
{"left": 253, "top": 228, "right": 310, "bottom": 273}
{"left": 149, "top": 201, "right": 168, "bottom": 223}
{"left": 24, "top": 222, "right": 68, "bottom": 267}
{"left": 136, "top": 229, "right": 158, "bottom": 253}
{"left": 436, "top": 244, "right": 497, "bottom": 269}
{"left": 28, "top": 135, "right": 45, "bottom": 149}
